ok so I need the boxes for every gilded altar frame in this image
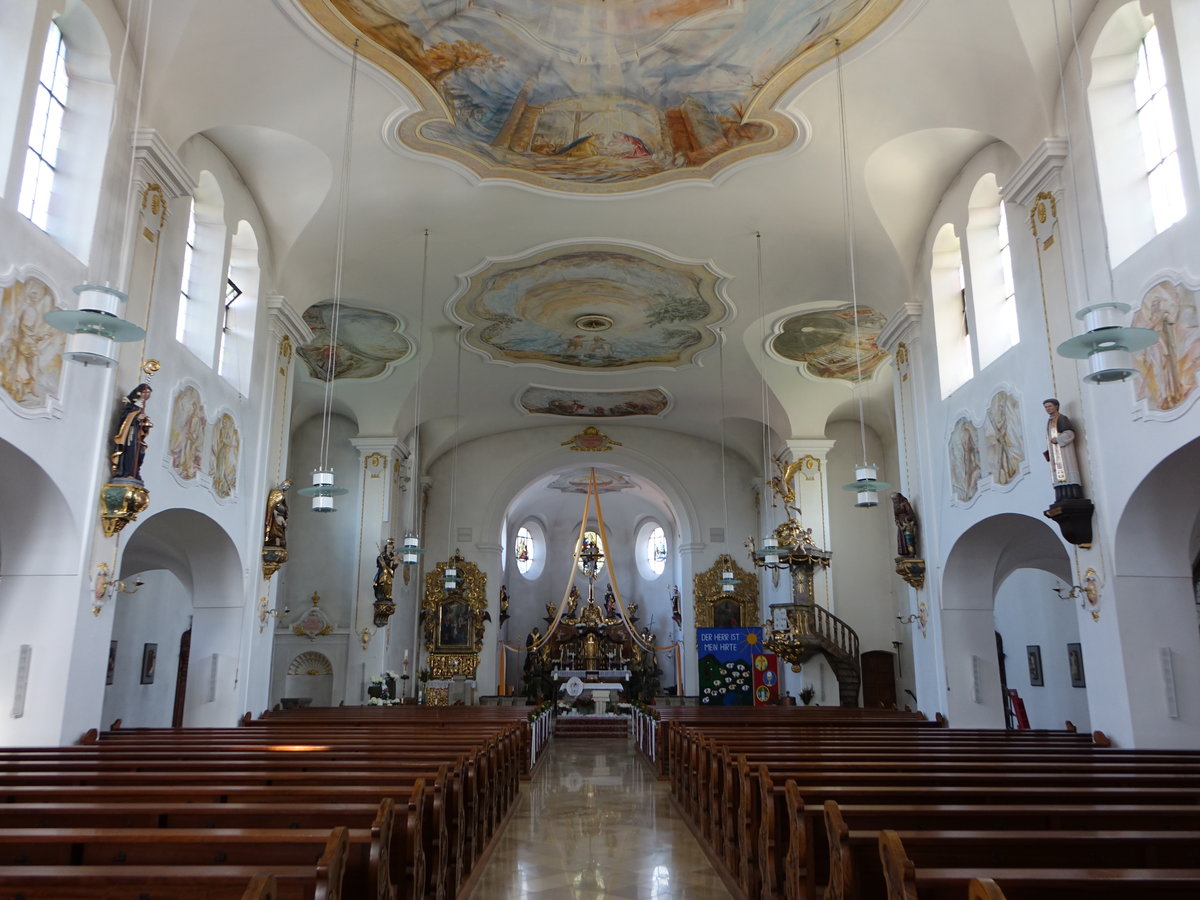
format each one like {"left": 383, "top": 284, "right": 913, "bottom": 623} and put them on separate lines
{"left": 422, "top": 551, "right": 488, "bottom": 679}
{"left": 693, "top": 554, "right": 760, "bottom": 629}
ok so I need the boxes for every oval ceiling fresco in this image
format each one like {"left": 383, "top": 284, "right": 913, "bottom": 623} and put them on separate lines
{"left": 519, "top": 385, "right": 671, "bottom": 418}
{"left": 299, "top": 300, "right": 413, "bottom": 380}
{"left": 296, "top": 0, "right": 903, "bottom": 193}
{"left": 769, "top": 304, "right": 888, "bottom": 382}
{"left": 454, "top": 243, "right": 730, "bottom": 371}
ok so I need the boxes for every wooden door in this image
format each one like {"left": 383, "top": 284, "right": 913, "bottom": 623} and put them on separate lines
{"left": 860, "top": 650, "right": 897, "bottom": 709}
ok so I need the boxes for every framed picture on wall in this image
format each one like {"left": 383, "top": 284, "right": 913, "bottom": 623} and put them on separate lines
{"left": 1026, "top": 645, "right": 1043, "bottom": 687}
{"left": 106, "top": 641, "right": 117, "bottom": 686}
{"left": 1067, "top": 642, "right": 1086, "bottom": 688}
{"left": 140, "top": 643, "right": 158, "bottom": 685}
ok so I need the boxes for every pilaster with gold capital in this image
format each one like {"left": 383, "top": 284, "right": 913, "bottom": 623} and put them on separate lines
{"left": 783, "top": 439, "right": 837, "bottom": 610}
{"left": 349, "top": 438, "right": 408, "bottom": 671}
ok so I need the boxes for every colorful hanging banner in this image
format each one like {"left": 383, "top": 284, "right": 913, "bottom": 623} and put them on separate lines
{"left": 697, "top": 627, "right": 779, "bottom": 706}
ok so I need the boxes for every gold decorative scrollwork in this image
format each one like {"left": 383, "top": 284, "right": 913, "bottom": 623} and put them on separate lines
{"left": 424, "top": 685, "right": 450, "bottom": 707}
{"left": 693, "top": 554, "right": 759, "bottom": 629}
{"left": 428, "top": 653, "right": 480, "bottom": 680}
{"left": 422, "top": 551, "right": 488, "bottom": 676}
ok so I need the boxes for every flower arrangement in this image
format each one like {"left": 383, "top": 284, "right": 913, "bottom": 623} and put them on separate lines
{"left": 367, "top": 671, "right": 400, "bottom": 706}
{"left": 799, "top": 684, "right": 816, "bottom": 706}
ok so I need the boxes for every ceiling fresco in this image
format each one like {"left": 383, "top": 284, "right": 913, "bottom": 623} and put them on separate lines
{"left": 769, "top": 303, "right": 888, "bottom": 382}
{"left": 297, "top": 0, "right": 902, "bottom": 192}
{"left": 298, "top": 301, "right": 413, "bottom": 380}
{"left": 519, "top": 385, "right": 670, "bottom": 418}
{"left": 547, "top": 468, "right": 637, "bottom": 493}
{"left": 454, "top": 243, "right": 729, "bottom": 370}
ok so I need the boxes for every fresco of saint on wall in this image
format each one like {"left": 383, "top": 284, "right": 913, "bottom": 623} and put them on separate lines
{"left": 209, "top": 412, "right": 240, "bottom": 499}
{"left": 455, "top": 244, "right": 729, "bottom": 371}
{"left": 299, "top": 301, "right": 413, "bottom": 381}
{"left": 296, "top": 0, "right": 901, "bottom": 193}
{"left": 547, "top": 468, "right": 636, "bottom": 494}
{"left": 168, "top": 385, "right": 207, "bottom": 481}
{"left": 770, "top": 305, "right": 888, "bottom": 382}
{"left": 983, "top": 389, "right": 1025, "bottom": 487}
{"left": 0, "top": 274, "right": 65, "bottom": 411}
{"left": 1131, "top": 280, "right": 1200, "bottom": 416}
{"left": 519, "top": 385, "right": 670, "bottom": 418}
{"left": 948, "top": 416, "right": 981, "bottom": 505}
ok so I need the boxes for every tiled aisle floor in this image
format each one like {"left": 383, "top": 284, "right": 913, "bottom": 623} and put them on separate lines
{"left": 466, "top": 737, "right": 734, "bottom": 899}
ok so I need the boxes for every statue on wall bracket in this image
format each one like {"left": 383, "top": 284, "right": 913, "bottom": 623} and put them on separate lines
{"left": 891, "top": 492, "right": 925, "bottom": 590}
{"left": 100, "top": 383, "right": 153, "bottom": 537}
{"left": 422, "top": 551, "right": 488, "bottom": 680}
{"left": 261, "top": 478, "right": 293, "bottom": 579}
{"left": 1040, "top": 398, "right": 1094, "bottom": 547}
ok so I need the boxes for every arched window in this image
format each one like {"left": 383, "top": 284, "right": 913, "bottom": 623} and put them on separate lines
{"left": 1134, "top": 26, "right": 1184, "bottom": 234}
{"left": 514, "top": 526, "right": 533, "bottom": 574}
{"left": 12, "top": 5, "right": 114, "bottom": 261}
{"left": 17, "top": 22, "right": 68, "bottom": 231}
{"left": 966, "top": 174, "right": 1019, "bottom": 368}
{"left": 1089, "top": 7, "right": 1186, "bottom": 263}
{"left": 220, "top": 220, "right": 260, "bottom": 395}
{"left": 645, "top": 525, "right": 667, "bottom": 576}
{"left": 175, "top": 171, "right": 226, "bottom": 365}
{"left": 931, "top": 223, "right": 973, "bottom": 397}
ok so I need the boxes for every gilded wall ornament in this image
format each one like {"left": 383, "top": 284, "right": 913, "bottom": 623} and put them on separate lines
{"left": 561, "top": 426, "right": 622, "bottom": 452}
{"left": 693, "top": 555, "right": 759, "bottom": 629}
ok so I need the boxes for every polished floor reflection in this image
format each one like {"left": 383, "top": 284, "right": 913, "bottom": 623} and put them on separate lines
{"left": 468, "top": 737, "right": 733, "bottom": 899}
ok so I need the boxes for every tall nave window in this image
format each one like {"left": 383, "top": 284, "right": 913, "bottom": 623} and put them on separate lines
{"left": 1134, "top": 26, "right": 1185, "bottom": 233}
{"left": 18, "top": 23, "right": 68, "bottom": 231}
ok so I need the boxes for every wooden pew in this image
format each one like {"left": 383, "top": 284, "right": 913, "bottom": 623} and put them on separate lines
{"left": 877, "top": 829, "right": 1200, "bottom": 900}
{"left": 824, "top": 800, "right": 1200, "bottom": 900}
{"left": 0, "top": 827, "right": 345, "bottom": 900}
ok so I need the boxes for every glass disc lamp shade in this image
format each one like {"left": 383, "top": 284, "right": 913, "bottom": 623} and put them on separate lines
{"left": 298, "top": 468, "right": 348, "bottom": 512}
{"left": 45, "top": 284, "right": 146, "bottom": 366}
{"left": 1056, "top": 302, "right": 1158, "bottom": 384}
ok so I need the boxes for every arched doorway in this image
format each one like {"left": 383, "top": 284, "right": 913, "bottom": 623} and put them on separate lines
{"left": 941, "top": 513, "right": 1071, "bottom": 728}
{"left": 104, "top": 508, "right": 243, "bottom": 728}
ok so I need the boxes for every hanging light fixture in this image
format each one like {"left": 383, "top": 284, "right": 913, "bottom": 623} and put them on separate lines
{"left": 400, "top": 229, "right": 431, "bottom": 578}
{"left": 299, "top": 40, "right": 361, "bottom": 513}
{"left": 830, "top": 38, "right": 891, "bottom": 507}
{"left": 1050, "top": 0, "right": 1157, "bottom": 382}
{"left": 43, "top": 3, "right": 154, "bottom": 363}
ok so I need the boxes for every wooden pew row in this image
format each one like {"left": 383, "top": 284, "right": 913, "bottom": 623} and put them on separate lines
{"left": 0, "top": 829, "right": 345, "bottom": 900}
{"left": 823, "top": 800, "right": 1200, "bottom": 900}
{"left": 0, "top": 799, "right": 421, "bottom": 900}
{"left": 0, "top": 826, "right": 386, "bottom": 900}
{"left": 0, "top": 778, "right": 445, "bottom": 900}
{"left": 877, "top": 830, "right": 1200, "bottom": 900}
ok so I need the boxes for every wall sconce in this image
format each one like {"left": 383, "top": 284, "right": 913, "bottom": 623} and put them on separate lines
{"left": 896, "top": 600, "right": 928, "bottom": 636}
{"left": 92, "top": 563, "right": 143, "bottom": 616}
{"left": 1052, "top": 568, "right": 1101, "bottom": 620}
{"left": 258, "top": 597, "right": 291, "bottom": 633}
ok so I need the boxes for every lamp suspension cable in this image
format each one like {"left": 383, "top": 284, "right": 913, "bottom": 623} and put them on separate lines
{"left": 402, "top": 229, "right": 430, "bottom": 566}
{"left": 1049, "top": 0, "right": 1157, "bottom": 382}
{"left": 443, "top": 312, "right": 466, "bottom": 590}
{"left": 833, "top": 39, "right": 890, "bottom": 506}
{"left": 300, "top": 39, "right": 359, "bottom": 510}
{"left": 754, "top": 231, "right": 771, "bottom": 494}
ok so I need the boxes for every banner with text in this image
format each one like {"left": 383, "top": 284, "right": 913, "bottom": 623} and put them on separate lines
{"left": 697, "top": 627, "right": 779, "bottom": 706}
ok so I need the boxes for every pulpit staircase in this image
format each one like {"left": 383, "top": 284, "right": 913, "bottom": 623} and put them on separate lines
{"left": 775, "top": 603, "right": 861, "bottom": 707}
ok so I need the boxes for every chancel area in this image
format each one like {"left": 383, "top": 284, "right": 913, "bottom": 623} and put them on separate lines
{"left": 3, "top": 0, "right": 1200, "bottom": 897}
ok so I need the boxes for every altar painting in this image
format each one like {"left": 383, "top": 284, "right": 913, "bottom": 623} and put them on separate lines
{"left": 297, "top": 0, "right": 901, "bottom": 192}
{"left": 456, "top": 244, "right": 728, "bottom": 370}
{"left": 697, "top": 627, "right": 778, "bottom": 706}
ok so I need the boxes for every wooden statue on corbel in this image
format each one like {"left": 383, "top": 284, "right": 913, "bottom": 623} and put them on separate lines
{"left": 693, "top": 555, "right": 759, "bottom": 629}
{"left": 892, "top": 493, "right": 926, "bottom": 590}
{"left": 261, "top": 478, "right": 293, "bottom": 579}
{"left": 421, "top": 551, "right": 488, "bottom": 680}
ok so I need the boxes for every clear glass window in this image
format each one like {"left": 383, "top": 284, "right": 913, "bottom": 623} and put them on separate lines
{"left": 1134, "top": 27, "right": 1185, "bottom": 233}
{"left": 18, "top": 23, "right": 69, "bottom": 230}
{"left": 176, "top": 211, "right": 197, "bottom": 343}
{"left": 514, "top": 526, "right": 533, "bottom": 575}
